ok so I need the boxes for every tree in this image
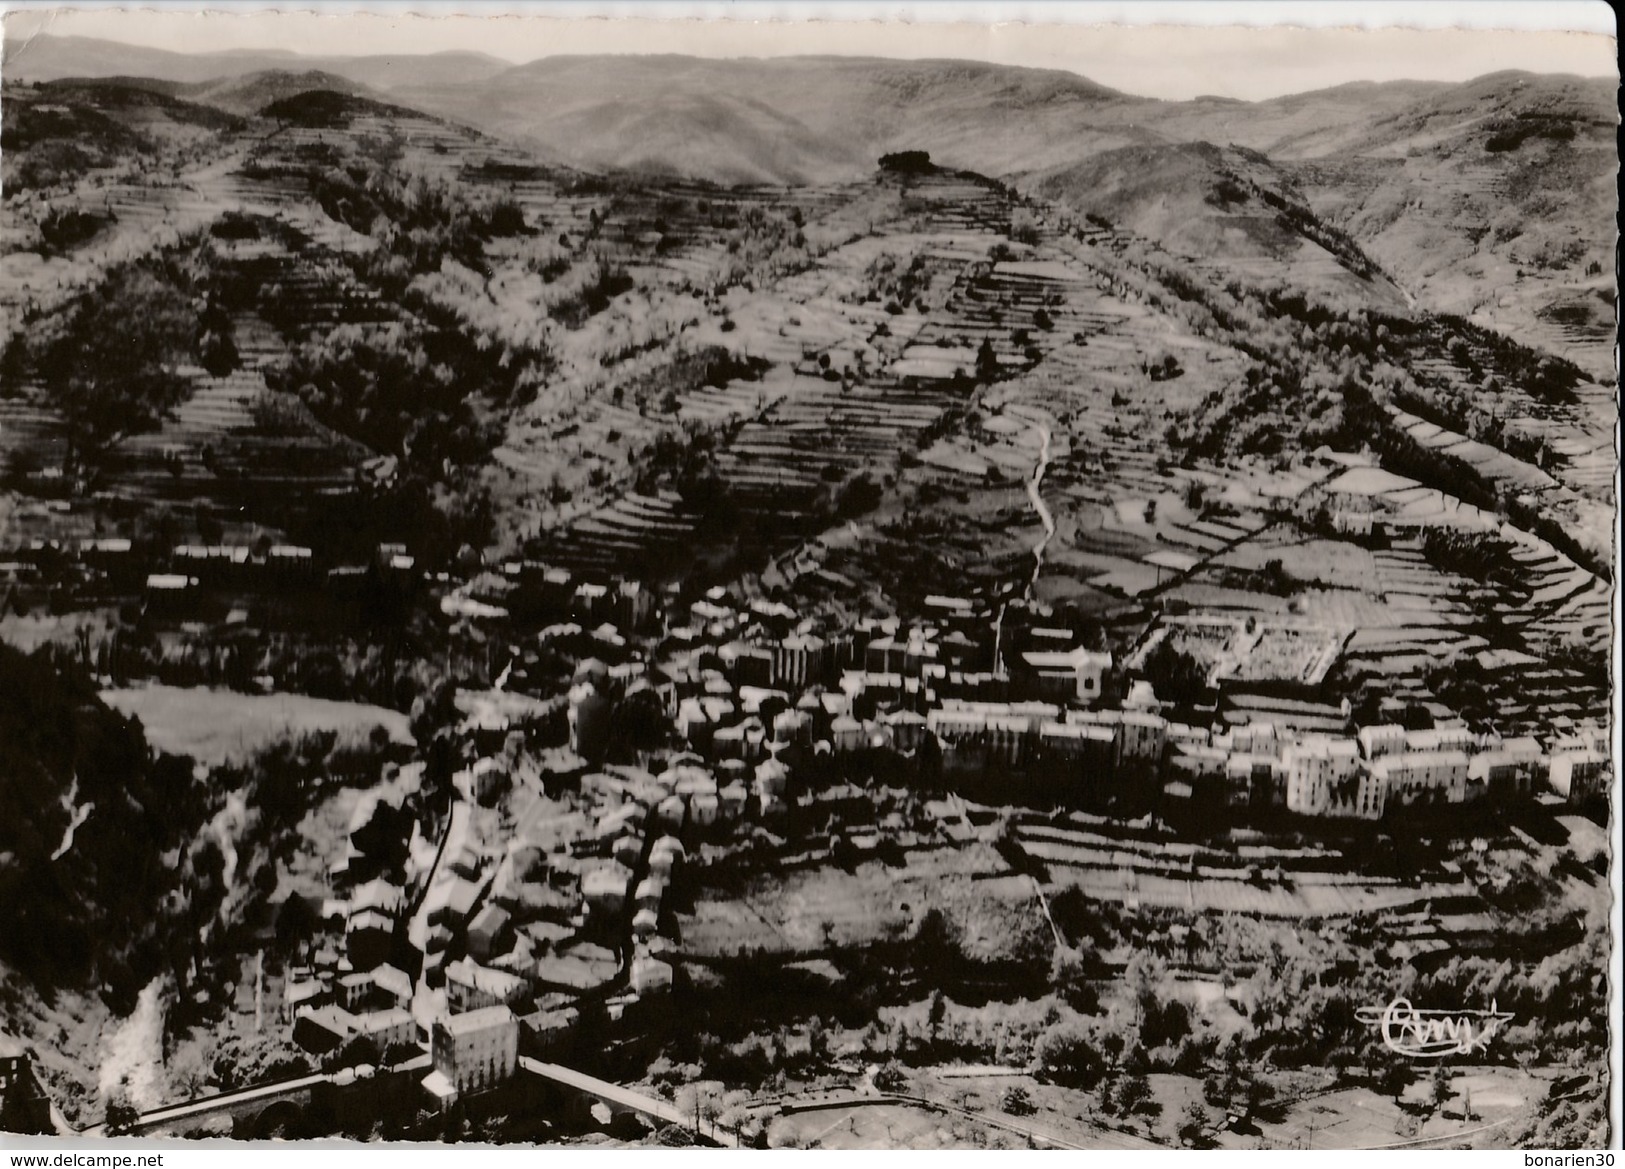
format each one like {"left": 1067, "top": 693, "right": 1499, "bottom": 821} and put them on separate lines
{"left": 1140, "top": 639, "right": 1208, "bottom": 707}
{"left": 1117, "top": 1071, "right": 1156, "bottom": 1118}
{"left": 1205, "top": 1050, "right": 1275, "bottom": 1120}
{"left": 381, "top": 1041, "right": 421, "bottom": 1068}
{"left": 1260, "top": 558, "right": 1294, "bottom": 595}
{"left": 104, "top": 1091, "right": 139, "bottom": 1136}
{"left": 927, "top": 990, "right": 947, "bottom": 1045}
{"left": 1374, "top": 1053, "right": 1416, "bottom": 1106}
{"left": 409, "top": 678, "right": 460, "bottom": 746}
{"left": 913, "top": 907, "right": 960, "bottom": 973}
{"left": 975, "top": 338, "right": 1000, "bottom": 383}
{"left": 1033, "top": 1021, "right": 1101, "bottom": 1089}
{"left": 274, "top": 893, "right": 318, "bottom": 954}
{"left": 675, "top": 1081, "right": 725, "bottom": 1141}
{"left": 1178, "top": 1099, "right": 1211, "bottom": 1145}
{"left": 1051, "top": 945, "right": 1100, "bottom": 1012}
{"left": 873, "top": 1063, "right": 908, "bottom": 1093}
{"left": 38, "top": 264, "right": 198, "bottom": 469}
{"left": 329, "top": 1034, "right": 381, "bottom": 1071}
{"left": 835, "top": 474, "right": 884, "bottom": 519}
{"left": 1429, "top": 1064, "right": 1453, "bottom": 1114}
{"left": 1001, "top": 1085, "right": 1036, "bottom": 1117}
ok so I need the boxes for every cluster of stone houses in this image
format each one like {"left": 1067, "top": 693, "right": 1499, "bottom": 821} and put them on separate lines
{"left": 271, "top": 566, "right": 1610, "bottom": 1117}
{"left": 285, "top": 740, "right": 692, "bottom": 1110}
{"left": 143, "top": 541, "right": 418, "bottom": 621}
{"left": 0, "top": 535, "right": 420, "bottom": 624}
{"left": 563, "top": 581, "right": 1610, "bottom": 824}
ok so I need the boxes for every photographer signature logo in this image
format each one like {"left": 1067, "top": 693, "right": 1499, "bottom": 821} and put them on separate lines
{"left": 1355, "top": 998, "right": 1514, "bottom": 1059}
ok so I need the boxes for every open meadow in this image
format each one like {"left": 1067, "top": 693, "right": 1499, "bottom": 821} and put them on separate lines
{"left": 101, "top": 684, "right": 412, "bottom": 764}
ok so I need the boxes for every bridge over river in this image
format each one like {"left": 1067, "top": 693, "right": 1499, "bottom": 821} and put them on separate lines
{"left": 519, "top": 1058, "right": 735, "bottom": 1144}
{"left": 78, "top": 1055, "right": 722, "bottom": 1142}
{"left": 84, "top": 1070, "right": 337, "bottom": 1138}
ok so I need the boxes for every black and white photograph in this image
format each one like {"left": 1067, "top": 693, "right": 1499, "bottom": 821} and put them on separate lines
{"left": 0, "top": 2, "right": 1617, "bottom": 1153}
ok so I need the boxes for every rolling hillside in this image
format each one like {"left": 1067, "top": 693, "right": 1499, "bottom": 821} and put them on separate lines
{"left": 176, "top": 69, "right": 375, "bottom": 116}
{"left": 1267, "top": 73, "right": 1618, "bottom": 376}
{"left": 1, "top": 42, "right": 1613, "bottom": 577}
{"left": 2, "top": 33, "right": 510, "bottom": 91}
{"left": 396, "top": 54, "right": 1138, "bottom": 184}
{"left": 9, "top": 38, "right": 1613, "bottom": 337}
{"left": 1028, "top": 140, "right": 1412, "bottom": 312}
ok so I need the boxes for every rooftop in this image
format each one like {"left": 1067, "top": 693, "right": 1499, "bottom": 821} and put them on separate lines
{"left": 446, "top": 958, "right": 526, "bottom": 999}
{"left": 441, "top": 1004, "right": 517, "bottom": 1036}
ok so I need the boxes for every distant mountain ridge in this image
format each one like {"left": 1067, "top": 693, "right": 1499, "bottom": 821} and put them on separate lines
{"left": 4, "top": 34, "right": 1613, "bottom": 369}
{"left": 41, "top": 69, "right": 379, "bottom": 116}
{"left": 9, "top": 36, "right": 1610, "bottom": 181}
{"left": 2, "top": 33, "right": 514, "bottom": 90}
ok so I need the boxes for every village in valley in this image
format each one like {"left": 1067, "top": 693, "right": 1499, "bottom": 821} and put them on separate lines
{"left": 0, "top": 15, "right": 1616, "bottom": 1152}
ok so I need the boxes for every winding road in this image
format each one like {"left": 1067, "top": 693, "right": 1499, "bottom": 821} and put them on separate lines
{"left": 990, "top": 407, "right": 1058, "bottom": 674}
{"left": 1022, "top": 416, "right": 1057, "bottom": 599}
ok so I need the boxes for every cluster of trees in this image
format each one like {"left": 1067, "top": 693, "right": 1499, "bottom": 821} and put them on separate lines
{"left": 158, "top": 726, "right": 407, "bottom": 1035}
{"left": 1484, "top": 115, "right": 1578, "bottom": 153}
{"left": 865, "top": 251, "right": 935, "bottom": 316}
{"left": 1037, "top": 887, "right": 1607, "bottom": 1115}
{"left": 646, "top": 872, "right": 1603, "bottom": 1141}
{"left": 636, "top": 426, "right": 739, "bottom": 539}
{"left": 549, "top": 251, "right": 636, "bottom": 329}
{"left": 283, "top": 238, "right": 556, "bottom": 475}
{"left": 1388, "top": 379, "right": 1554, "bottom": 470}
{"left": 614, "top": 345, "right": 769, "bottom": 416}
{"left": 35, "top": 207, "right": 112, "bottom": 255}
{"left": 2, "top": 92, "right": 147, "bottom": 190}
{"left": 0, "top": 642, "right": 205, "bottom": 1010}
{"left": 1420, "top": 529, "right": 1521, "bottom": 588}
{"left": 1417, "top": 314, "right": 1582, "bottom": 404}
{"left": 1108, "top": 213, "right": 1578, "bottom": 483}
{"left": 264, "top": 321, "right": 511, "bottom": 469}
{"left": 1145, "top": 353, "right": 1184, "bottom": 382}
{"left": 1138, "top": 639, "right": 1209, "bottom": 707}
{"left": 1205, "top": 176, "right": 1250, "bottom": 210}
{"left": 263, "top": 90, "right": 424, "bottom": 130}
{"left": 15, "top": 250, "right": 237, "bottom": 473}
{"left": 879, "top": 150, "right": 935, "bottom": 175}
{"left": 713, "top": 204, "right": 812, "bottom": 286}
{"left": 1250, "top": 181, "right": 1388, "bottom": 282}
{"left": 310, "top": 162, "right": 530, "bottom": 288}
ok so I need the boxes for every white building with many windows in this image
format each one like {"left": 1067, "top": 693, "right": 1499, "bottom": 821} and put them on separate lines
{"left": 1282, "top": 736, "right": 1376, "bottom": 818}
{"left": 1371, "top": 750, "right": 1470, "bottom": 806}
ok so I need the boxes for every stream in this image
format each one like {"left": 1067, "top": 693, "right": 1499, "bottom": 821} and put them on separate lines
{"left": 98, "top": 980, "right": 167, "bottom": 1112}
{"left": 49, "top": 776, "right": 93, "bottom": 862}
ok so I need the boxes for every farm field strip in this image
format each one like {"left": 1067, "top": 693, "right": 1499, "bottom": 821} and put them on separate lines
{"left": 1044, "top": 865, "right": 1467, "bottom": 918}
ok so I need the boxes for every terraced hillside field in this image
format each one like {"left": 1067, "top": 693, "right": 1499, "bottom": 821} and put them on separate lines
{"left": 0, "top": 77, "right": 1613, "bottom": 712}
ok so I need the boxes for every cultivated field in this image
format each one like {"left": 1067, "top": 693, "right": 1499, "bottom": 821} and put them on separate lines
{"left": 101, "top": 684, "right": 412, "bottom": 764}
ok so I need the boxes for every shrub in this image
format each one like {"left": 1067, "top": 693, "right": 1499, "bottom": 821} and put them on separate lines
{"left": 1033, "top": 1021, "right": 1102, "bottom": 1088}
{"left": 1002, "top": 1085, "right": 1036, "bottom": 1116}
{"left": 835, "top": 475, "right": 884, "bottom": 519}
{"left": 873, "top": 1064, "right": 908, "bottom": 1092}
{"left": 1178, "top": 1100, "right": 1211, "bottom": 1146}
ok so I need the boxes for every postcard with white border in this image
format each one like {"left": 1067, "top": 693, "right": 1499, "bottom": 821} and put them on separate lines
{"left": 0, "top": 2, "right": 1617, "bottom": 1153}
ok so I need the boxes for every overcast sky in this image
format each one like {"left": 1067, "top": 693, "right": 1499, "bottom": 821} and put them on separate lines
{"left": 1, "top": 2, "right": 1616, "bottom": 101}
